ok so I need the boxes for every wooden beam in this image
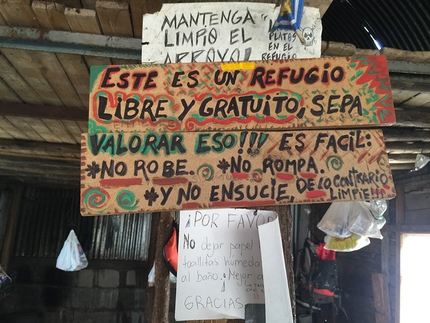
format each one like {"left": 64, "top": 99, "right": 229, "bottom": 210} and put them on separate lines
{"left": 388, "top": 154, "right": 418, "bottom": 163}
{"left": 0, "top": 155, "right": 79, "bottom": 176}
{"left": 386, "top": 141, "right": 430, "bottom": 154}
{"left": 372, "top": 273, "right": 391, "bottom": 323}
{"left": 388, "top": 163, "right": 415, "bottom": 170}
{"left": 394, "top": 109, "right": 430, "bottom": 128}
{"left": 383, "top": 127, "right": 430, "bottom": 142}
{"left": 0, "top": 102, "right": 87, "bottom": 121}
{"left": 0, "top": 138, "right": 80, "bottom": 160}
{"left": 304, "top": 0, "right": 333, "bottom": 17}
{"left": 152, "top": 211, "right": 174, "bottom": 323}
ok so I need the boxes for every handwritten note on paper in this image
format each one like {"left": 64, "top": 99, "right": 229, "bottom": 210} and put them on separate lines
{"left": 142, "top": 3, "right": 322, "bottom": 64}
{"left": 175, "top": 208, "right": 277, "bottom": 320}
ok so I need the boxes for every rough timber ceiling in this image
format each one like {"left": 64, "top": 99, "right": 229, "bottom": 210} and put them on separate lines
{"left": 0, "top": 0, "right": 429, "bottom": 187}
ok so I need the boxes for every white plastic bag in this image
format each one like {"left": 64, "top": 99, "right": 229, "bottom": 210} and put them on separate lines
{"left": 348, "top": 201, "right": 386, "bottom": 239}
{"left": 56, "top": 230, "right": 88, "bottom": 271}
{"left": 317, "top": 202, "right": 352, "bottom": 238}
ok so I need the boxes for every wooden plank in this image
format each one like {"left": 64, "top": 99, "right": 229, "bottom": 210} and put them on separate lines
{"left": 64, "top": 7, "right": 108, "bottom": 73}
{"left": 395, "top": 185, "right": 405, "bottom": 225}
{"left": 405, "top": 190, "right": 430, "bottom": 211}
{"left": 42, "top": 119, "right": 76, "bottom": 144}
{"left": 84, "top": 55, "right": 112, "bottom": 68}
{"left": 31, "top": 1, "right": 69, "bottom": 31}
{"left": 21, "top": 117, "right": 62, "bottom": 143}
{"left": 89, "top": 57, "right": 396, "bottom": 133}
{"left": 0, "top": 53, "right": 42, "bottom": 104}
{"left": 111, "top": 58, "right": 140, "bottom": 65}
{"left": 0, "top": 121, "right": 13, "bottom": 139}
{"left": 80, "top": 128, "right": 395, "bottom": 216}
{"left": 372, "top": 273, "right": 391, "bottom": 322}
{"left": 40, "top": 6, "right": 90, "bottom": 110}
{"left": 304, "top": 0, "right": 333, "bottom": 17}
{"left": 76, "top": 120, "right": 88, "bottom": 133}
{"left": 30, "top": 51, "right": 84, "bottom": 108}
{"left": 0, "top": 76, "right": 21, "bottom": 103}
{"left": 61, "top": 120, "right": 85, "bottom": 144}
{"left": 81, "top": 0, "right": 96, "bottom": 10}
{"left": 404, "top": 209, "right": 430, "bottom": 225}
{"left": 0, "top": 155, "right": 79, "bottom": 175}
{"left": 129, "top": 0, "right": 147, "bottom": 38}
{"left": 0, "top": 10, "right": 6, "bottom": 25}
{"left": 64, "top": 7, "right": 101, "bottom": 34}
{"left": 0, "top": 115, "right": 29, "bottom": 139}
{"left": 62, "top": 0, "right": 81, "bottom": 9}
{"left": 0, "top": 48, "right": 63, "bottom": 106}
{"left": 391, "top": 89, "right": 418, "bottom": 105}
{"left": 403, "top": 92, "right": 430, "bottom": 108}
{"left": 56, "top": 53, "right": 90, "bottom": 109}
{"left": 95, "top": 0, "right": 133, "bottom": 37}
{"left": 0, "top": 138, "right": 79, "bottom": 156}
{"left": 4, "top": 116, "right": 45, "bottom": 141}
{"left": 0, "top": 0, "right": 39, "bottom": 28}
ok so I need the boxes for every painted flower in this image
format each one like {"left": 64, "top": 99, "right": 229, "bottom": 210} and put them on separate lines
{"left": 144, "top": 187, "right": 159, "bottom": 206}
{"left": 85, "top": 161, "right": 101, "bottom": 179}
{"left": 217, "top": 158, "right": 230, "bottom": 174}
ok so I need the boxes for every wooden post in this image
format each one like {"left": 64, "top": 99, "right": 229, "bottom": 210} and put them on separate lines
{"left": 152, "top": 211, "right": 174, "bottom": 323}
{"left": 144, "top": 212, "right": 160, "bottom": 323}
{"left": 372, "top": 273, "right": 391, "bottom": 323}
{"left": 0, "top": 185, "right": 23, "bottom": 272}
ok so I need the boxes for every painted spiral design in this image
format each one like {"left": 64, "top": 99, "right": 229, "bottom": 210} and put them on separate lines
{"left": 88, "top": 119, "right": 108, "bottom": 134}
{"left": 252, "top": 169, "right": 263, "bottom": 182}
{"left": 116, "top": 190, "right": 139, "bottom": 211}
{"left": 83, "top": 188, "right": 110, "bottom": 213}
{"left": 197, "top": 164, "right": 214, "bottom": 181}
{"left": 377, "top": 155, "right": 387, "bottom": 168}
{"left": 164, "top": 119, "right": 181, "bottom": 131}
{"left": 326, "top": 155, "right": 343, "bottom": 171}
{"left": 185, "top": 118, "right": 197, "bottom": 131}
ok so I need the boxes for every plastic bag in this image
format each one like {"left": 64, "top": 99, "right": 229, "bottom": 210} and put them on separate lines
{"left": 56, "top": 230, "right": 88, "bottom": 271}
{"left": 348, "top": 201, "right": 386, "bottom": 239}
{"left": 317, "top": 202, "right": 352, "bottom": 238}
{"left": 324, "top": 234, "right": 370, "bottom": 252}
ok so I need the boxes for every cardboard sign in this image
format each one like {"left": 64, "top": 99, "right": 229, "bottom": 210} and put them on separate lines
{"left": 80, "top": 129, "right": 395, "bottom": 216}
{"left": 141, "top": 3, "right": 322, "bottom": 64}
{"left": 88, "top": 56, "right": 395, "bottom": 133}
{"left": 175, "top": 209, "right": 278, "bottom": 320}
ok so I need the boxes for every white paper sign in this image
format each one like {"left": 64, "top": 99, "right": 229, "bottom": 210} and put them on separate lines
{"left": 142, "top": 3, "right": 321, "bottom": 63}
{"left": 175, "top": 208, "right": 277, "bottom": 320}
{"left": 258, "top": 217, "right": 294, "bottom": 323}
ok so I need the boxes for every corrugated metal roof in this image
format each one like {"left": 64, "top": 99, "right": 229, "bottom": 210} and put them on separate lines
{"left": 13, "top": 187, "right": 151, "bottom": 261}
{"left": 322, "top": 0, "right": 430, "bottom": 51}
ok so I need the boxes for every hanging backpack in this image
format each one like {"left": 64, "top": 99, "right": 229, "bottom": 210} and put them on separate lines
{"left": 295, "top": 238, "right": 339, "bottom": 307}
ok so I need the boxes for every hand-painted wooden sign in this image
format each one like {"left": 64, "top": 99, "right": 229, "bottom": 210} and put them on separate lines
{"left": 80, "top": 129, "right": 395, "bottom": 216}
{"left": 88, "top": 56, "right": 395, "bottom": 133}
{"left": 141, "top": 3, "right": 322, "bottom": 63}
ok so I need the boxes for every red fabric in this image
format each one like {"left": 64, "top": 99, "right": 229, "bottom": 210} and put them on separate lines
{"left": 164, "top": 226, "right": 178, "bottom": 273}
{"left": 316, "top": 243, "right": 336, "bottom": 260}
{"left": 313, "top": 287, "right": 335, "bottom": 297}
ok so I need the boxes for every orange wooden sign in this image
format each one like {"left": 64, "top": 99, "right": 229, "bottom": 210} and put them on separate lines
{"left": 88, "top": 56, "right": 395, "bottom": 133}
{"left": 80, "top": 129, "right": 395, "bottom": 216}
